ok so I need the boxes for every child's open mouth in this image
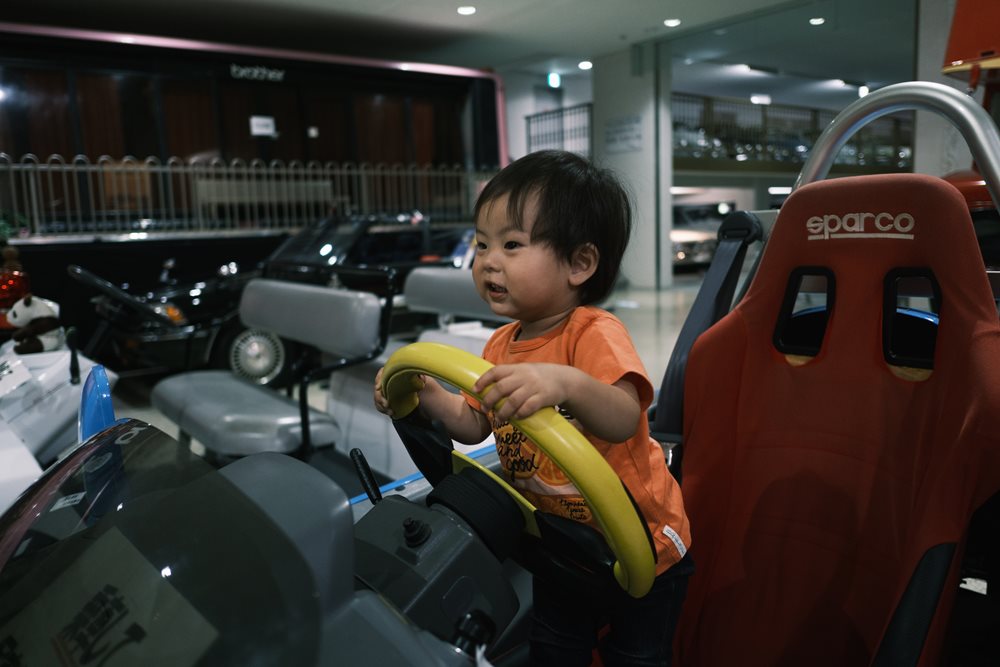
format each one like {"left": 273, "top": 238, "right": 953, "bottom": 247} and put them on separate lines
{"left": 486, "top": 281, "right": 507, "bottom": 296}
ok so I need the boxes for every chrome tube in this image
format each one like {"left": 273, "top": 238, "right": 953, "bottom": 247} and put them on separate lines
{"left": 795, "top": 81, "right": 1000, "bottom": 208}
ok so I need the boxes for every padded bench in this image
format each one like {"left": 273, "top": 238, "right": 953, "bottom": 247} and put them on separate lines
{"left": 152, "top": 276, "right": 390, "bottom": 459}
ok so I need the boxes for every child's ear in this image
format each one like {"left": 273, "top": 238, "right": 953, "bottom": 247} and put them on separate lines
{"left": 568, "top": 243, "right": 599, "bottom": 287}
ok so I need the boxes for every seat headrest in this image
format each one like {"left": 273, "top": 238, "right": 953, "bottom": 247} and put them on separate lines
{"left": 742, "top": 173, "right": 996, "bottom": 339}
{"left": 403, "top": 266, "right": 509, "bottom": 323}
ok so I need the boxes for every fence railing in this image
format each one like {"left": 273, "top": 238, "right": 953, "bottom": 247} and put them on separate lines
{"left": 672, "top": 92, "right": 914, "bottom": 169}
{"left": 522, "top": 94, "right": 914, "bottom": 171}
{"left": 0, "top": 154, "right": 498, "bottom": 238}
{"left": 527, "top": 103, "right": 593, "bottom": 157}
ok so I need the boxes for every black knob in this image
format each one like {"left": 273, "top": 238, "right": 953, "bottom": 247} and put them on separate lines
{"left": 451, "top": 609, "right": 495, "bottom": 657}
{"left": 402, "top": 517, "right": 432, "bottom": 547}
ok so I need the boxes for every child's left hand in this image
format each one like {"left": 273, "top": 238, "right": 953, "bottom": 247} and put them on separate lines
{"left": 473, "top": 362, "right": 573, "bottom": 423}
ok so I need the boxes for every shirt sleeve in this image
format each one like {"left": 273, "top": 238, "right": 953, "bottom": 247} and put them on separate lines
{"left": 571, "top": 315, "right": 655, "bottom": 410}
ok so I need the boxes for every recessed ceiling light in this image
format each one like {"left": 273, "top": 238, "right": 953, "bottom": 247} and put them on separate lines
{"left": 547, "top": 72, "right": 561, "bottom": 88}
{"left": 457, "top": 6, "right": 476, "bottom": 16}
{"left": 750, "top": 94, "right": 772, "bottom": 105}
{"left": 578, "top": 61, "right": 593, "bottom": 71}
{"left": 809, "top": 17, "right": 825, "bottom": 26}
{"left": 664, "top": 18, "right": 682, "bottom": 28}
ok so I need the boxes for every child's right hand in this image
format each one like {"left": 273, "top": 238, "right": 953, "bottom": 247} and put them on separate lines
{"left": 373, "top": 366, "right": 425, "bottom": 418}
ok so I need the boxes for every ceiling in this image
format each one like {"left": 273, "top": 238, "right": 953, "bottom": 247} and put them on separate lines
{"left": 1, "top": 0, "right": 919, "bottom": 110}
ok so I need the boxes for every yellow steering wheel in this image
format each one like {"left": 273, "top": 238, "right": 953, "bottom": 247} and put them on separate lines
{"left": 381, "top": 341, "right": 656, "bottom": 598}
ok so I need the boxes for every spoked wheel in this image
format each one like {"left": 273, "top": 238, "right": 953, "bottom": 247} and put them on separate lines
{"left": 214, "top": 325, "right": 291, "bottom": 387}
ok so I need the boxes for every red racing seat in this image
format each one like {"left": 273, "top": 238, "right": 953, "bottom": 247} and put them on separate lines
{"left": 675, "top": 173, "right": 1000, "bottom": 666}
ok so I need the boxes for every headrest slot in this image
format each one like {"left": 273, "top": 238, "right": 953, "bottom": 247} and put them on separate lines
{"left": 773, "top": 266, "right": 835, "bottom": 359}
{"left": 882, "top": 268, "right": 940, "bottom": 372}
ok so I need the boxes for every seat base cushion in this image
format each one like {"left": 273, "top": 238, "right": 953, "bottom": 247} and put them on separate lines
{"left": 151, "top": 370, "right": 341, "bottom": 457}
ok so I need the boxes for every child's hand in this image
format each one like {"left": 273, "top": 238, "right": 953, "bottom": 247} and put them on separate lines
{"left": 374, "top": 366, "right": 426, "bottom": 418}
{"left": 473, "top": 362, "right": 570, "bottom": 423}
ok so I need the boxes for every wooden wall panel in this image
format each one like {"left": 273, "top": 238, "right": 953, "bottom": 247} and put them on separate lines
{"left": 354, "top": 94, "right": 406, "bottom": 164}
{"left": 76, "top": 73, "right": 125, "bottom": 158}
{"left": 162, "top": 78, "right": 219, "bottom": 161}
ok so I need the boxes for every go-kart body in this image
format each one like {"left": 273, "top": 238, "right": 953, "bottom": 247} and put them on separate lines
{"left": 0, "top": 419, "right": 507, "bottom": 666}
{"left": 0, "top": 337, "right": 115, "bottom": 514}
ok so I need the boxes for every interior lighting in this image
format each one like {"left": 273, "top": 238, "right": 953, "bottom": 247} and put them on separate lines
{"left": 0, "top": 89, "right": 6, "bottom": 102}
{"left": 809, "top": 17, "right": 826, "bottom": 26}
{"left": 457, "top": 6, "right": 476, "bottom": 15}
{"left": 578, "top": 61, "right": 593, "bottom": 71}
{"left": 664, "top": 18, "right": 682, "bottom": 28}
{"left": 833, "top": 78, "right": 846, "bottom": 87}
{"left": 858, "top": 84, "right": 870, "bottom": 97}
{"left": 750, "top": 94, "right": 772, "bottom": 105}
{"left": 547, "top": 72, "right": 561, "bottom": 88}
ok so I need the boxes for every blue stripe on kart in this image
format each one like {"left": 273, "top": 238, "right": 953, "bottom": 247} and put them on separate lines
{"left": 349, "top": 443, "right": 496, "bottom": 505}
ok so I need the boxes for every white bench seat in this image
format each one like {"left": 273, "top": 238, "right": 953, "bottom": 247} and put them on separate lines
{"left": 152, "top": 277, "right": 388, "bottom": 459}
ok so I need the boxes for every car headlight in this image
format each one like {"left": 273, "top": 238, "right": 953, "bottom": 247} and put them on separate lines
{"left": 153, "top": 303, "right": 188, "bottom": 325}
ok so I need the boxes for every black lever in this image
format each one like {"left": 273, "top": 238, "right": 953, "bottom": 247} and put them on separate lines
{"left": 350, "top": 447, "right": 383, "bottom": 504}
{"left": 66, "top": 327, "right": 80, "bottom": 385}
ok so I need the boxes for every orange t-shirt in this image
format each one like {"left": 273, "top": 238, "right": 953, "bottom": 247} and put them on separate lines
{"left": 468, "top": 306, "right": 690, "bottom": 574}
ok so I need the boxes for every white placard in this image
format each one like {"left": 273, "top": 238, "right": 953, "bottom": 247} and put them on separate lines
{"left": 249, "top": 115, "right": 276, "bottom": 137}
{"left": 605, "top": 114, "right": 643, "bottom": 154}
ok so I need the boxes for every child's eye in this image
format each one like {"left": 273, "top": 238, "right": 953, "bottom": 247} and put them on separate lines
{"left": 504, "top": 241, "right": 521, "bottom": 250}
{"left": 475, "top": 241, "right": 487, "bottom": 251}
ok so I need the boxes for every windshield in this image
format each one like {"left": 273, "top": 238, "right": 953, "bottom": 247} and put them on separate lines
{"left": 267, "top": 216, "right": 365, "bottom": 268}
{"left": 0, "top": 421, "right": 321, "bottom": 666}
{"left": 674, "top": 203, "right": 733, "bottom": 228}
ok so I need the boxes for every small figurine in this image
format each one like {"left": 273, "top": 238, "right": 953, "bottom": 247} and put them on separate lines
{"left": 8, "top": 294, "right": 64, "bottom": 354}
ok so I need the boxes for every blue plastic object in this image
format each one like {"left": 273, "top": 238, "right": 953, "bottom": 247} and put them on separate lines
{"left": 79, "top": 365, "right": 116, "bottom": 442}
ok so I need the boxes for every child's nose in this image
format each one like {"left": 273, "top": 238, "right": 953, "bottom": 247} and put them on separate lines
{"left": 479, "top": 247, "right": 501, "bottom": 270}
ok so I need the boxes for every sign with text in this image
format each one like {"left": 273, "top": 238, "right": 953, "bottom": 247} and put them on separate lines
{"left": 249, "top": 116, "right": 277, "bottom": 137}
{"left": 604, "top": 114, "right": 643, "bottom": 154}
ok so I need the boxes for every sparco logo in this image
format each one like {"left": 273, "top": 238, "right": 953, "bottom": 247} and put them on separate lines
{"left": 806, "top": 212, "right": 915, "bottom": 241}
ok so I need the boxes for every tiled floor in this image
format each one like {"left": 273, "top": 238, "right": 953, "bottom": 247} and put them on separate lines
{"left": 110, "top": 273, "right": 705, "bottom": 449}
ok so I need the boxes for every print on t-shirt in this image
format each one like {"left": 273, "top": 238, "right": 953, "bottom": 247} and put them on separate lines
{"left": 489, "top": 410, "right": 593, "bottom": 524}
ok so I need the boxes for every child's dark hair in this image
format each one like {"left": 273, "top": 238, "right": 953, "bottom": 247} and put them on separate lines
{"left": 473, "top": 150, "right": 632, "bottom": 305}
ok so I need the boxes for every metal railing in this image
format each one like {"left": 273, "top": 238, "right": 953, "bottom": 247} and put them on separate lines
{"left": 672, "top": 92, "right": 914, "bottom": 169}
{"left": 0, "top": 154, "right": 498, "bottom": 239}
{"left": 523, "top": 94, "right": 915, "bottom": 171}
{"left": 526, "top": 103, "right": 593, "bottom": 157}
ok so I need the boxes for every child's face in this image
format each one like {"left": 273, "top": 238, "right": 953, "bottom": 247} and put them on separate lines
{"left": 473, "top": 194, "right": 580, "bottom": 335}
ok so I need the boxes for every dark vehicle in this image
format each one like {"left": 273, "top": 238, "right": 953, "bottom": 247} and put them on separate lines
{"left": 69, "top": 213, "right": 474, "bottom": 386}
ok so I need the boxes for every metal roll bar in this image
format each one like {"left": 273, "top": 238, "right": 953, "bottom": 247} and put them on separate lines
{"left": 794, "top": 81, "right": 1000, "bottom": 209}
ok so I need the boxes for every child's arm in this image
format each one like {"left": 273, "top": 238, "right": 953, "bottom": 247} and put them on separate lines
{"left": 473, "top": 363, "right": 641, "bottom": 443}
{"left": 374, "top": 366, "right": 492, "bottom": 444}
